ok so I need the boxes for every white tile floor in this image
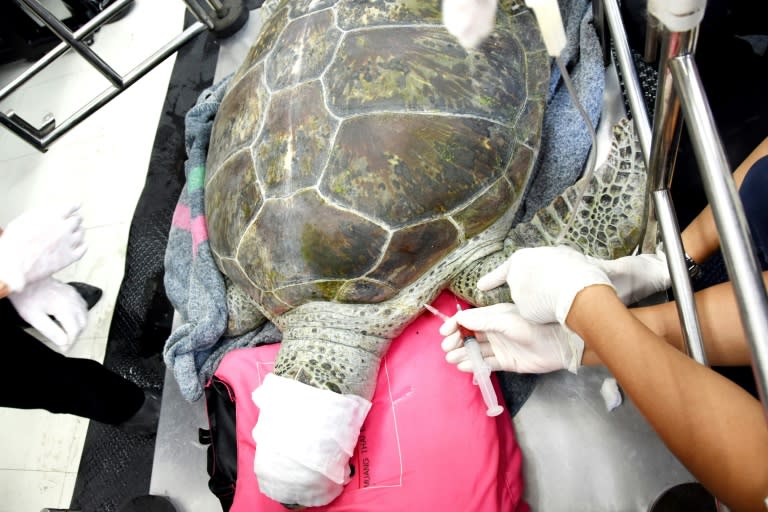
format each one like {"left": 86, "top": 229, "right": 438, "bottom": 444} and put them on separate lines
{"left": 0, "top": 1, "right": 187, "bottom": 510}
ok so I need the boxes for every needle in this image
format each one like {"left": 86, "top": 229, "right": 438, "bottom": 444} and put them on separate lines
{"left": 423, "top": 302, "right": 504, "bottom": 417}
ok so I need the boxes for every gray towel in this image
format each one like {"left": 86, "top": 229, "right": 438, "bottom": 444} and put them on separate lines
{"left": 519, "top": 0, "right": 604, "bottom": 222}
{"left": 163, "top": 79, "right": 280, "bottom": 402}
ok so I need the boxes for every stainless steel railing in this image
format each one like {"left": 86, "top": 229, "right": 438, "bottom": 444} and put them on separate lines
{"left": 597, "top": 0, "right": 768, "bottom": 418}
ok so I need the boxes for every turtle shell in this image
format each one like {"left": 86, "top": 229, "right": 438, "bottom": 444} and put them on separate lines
{"left": 204, "top": 0, "right": 549, "bottom": 319}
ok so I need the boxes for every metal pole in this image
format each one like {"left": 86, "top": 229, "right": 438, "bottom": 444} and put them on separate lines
{"left": 0, "top": 0, "right": 134, "bottom": 102}
{"left": 40, "top": 22, "right": 207, "bottom": 147}
{"left": 0, "top": 112, "right": 46, "bottom": 151}
{"left": 17, "top": 0, "right": 125, "bottom": 88}
{"left": 642, "top": 24, "right": 708, "bottom": 364}
{"left": 654, "top": 189, "right": 708, "bottom": 364}
{"left": 648, "top": 28, "right": 697, "bottom": 191}
{"left": 670, "top": 55, "right": 768, "bottom": 412}
{"left": 602, "top": 0, "right": 652, "bottom": 162}
{"left": 182, "top": 0, "right": 217, "bottom": 30}
{"left": 206, "top": 0, "right": 229, "bottom": 17}
{"left": 644, "top": 15, "right": 660, "bottom": 63}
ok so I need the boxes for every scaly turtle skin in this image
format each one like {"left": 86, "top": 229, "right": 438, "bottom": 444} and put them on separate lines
{"left": 204, "top": 0, "right": 647, "bottom": 400}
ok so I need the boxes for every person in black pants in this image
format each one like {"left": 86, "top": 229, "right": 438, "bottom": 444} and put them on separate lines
{"left": 0, "top": 205, "right": 158, "bottom": 433}
{"left": 0, "top": 295, "right": 158, "bottom": 432}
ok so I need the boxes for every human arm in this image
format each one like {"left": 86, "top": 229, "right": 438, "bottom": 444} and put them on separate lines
{"left": 568, "top": 285, "right": 768, "bottom": 512}
{"left": 681, "top": 136, "right": 768, "bottom": 264}
{"left": 477, "top": 245, "right": 768, "bottom": 510}
{"left": 581, "top": 270, "right": 768, "bottom": 366}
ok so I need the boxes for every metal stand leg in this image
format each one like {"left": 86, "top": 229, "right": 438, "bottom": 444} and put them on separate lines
{"left": 600, "top": 0, "right": 768, "bottom": 419}
{"left": 182, "top": 0, "right": 248, "bottom": 37}
{"left": 670, "top": 55, "right": 768, "bottom": 413}
{"left": 0, "top": 0, "right": 248, "bottom": 152}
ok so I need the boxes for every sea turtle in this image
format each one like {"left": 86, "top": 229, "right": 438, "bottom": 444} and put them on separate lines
{"left": 205, "top": 0, "right": 647, "bottom": 396}
{"left": 204, "top": 0, "right": 647, "bottom": 501}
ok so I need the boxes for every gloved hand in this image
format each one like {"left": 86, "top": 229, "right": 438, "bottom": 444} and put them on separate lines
{"left": 0, "top": 204, "right": 86, "bottom": 293}
{"left": 9, "top": 278, "right": 88, "bottom": 348}
{"left": 477, "top": 245, "right": 614, "bottom": 324}
{"left": 442, "top": 0, "right": 497, "bottom": 49}
{"left": 588, "top": 245, "right": 670, "bottom": 305}
{"left": 440, "top": 303, "right": 584, "bottom": 374}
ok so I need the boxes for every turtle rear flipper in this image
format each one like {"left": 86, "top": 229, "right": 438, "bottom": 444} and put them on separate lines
{"left": 450, "top": 117, "right": 649, "bottom": 306}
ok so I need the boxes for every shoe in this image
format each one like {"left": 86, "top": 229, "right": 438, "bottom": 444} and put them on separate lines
{"left": 87, "top": 0, "right": 136, "bottom": 24}
{"left": 4, "top": 282, "right": 102, "bottom": 330}
{"left": 115, "top": 389, "right": 161, "bottom": 435}
{"left": 117, "top": 495, "right": 176, "bottom": 512}
{"left": 649, "top": 482, "right": 717, "bottom": 511}
{"left": 68, "top": 282, "right": 103, "bottom": 310}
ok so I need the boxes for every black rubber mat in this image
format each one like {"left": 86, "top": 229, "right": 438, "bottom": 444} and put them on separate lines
{"left": 69, "top": 12, "right": 219, "bottom": 512}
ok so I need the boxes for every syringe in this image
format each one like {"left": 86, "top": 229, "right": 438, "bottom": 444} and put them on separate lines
{"left": 424, "top": 303, "right": 504, "bottom": 417}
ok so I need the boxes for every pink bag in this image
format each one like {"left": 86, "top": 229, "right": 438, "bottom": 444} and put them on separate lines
{"left": 205, "top": 291, "right": 528, "bottom": 511}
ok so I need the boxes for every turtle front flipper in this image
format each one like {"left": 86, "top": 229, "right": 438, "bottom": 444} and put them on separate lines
{"left": 273, "top": 322, "right": 388, "bottom": 400}
{"left": 450, "top": 118, "right": 649, "bottom": 306}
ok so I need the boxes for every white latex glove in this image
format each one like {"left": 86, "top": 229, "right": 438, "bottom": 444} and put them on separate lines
{"left": 588, "top": 246, "right": 671, "bottom": 305}
{"left": 477, "top": 245, "right": 615, "bottom": 324}
{"left": 0, "top": 204, "right": 86, "bottom": 292}
{"left": 252, "top": 374, "right": 371, "bottom": 507}
{"left": 442, "top": 0, "right": 497, "bottom": 49}
{"left": 440, "top": 303, "right": 584, "bottom": 374}
{"left": 9, "top": 278, "right": 87, "bottom": 348}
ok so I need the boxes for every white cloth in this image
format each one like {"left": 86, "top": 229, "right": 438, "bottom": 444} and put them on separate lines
{"left": 442, "top": 0, "right": 497, "bottom": 49}
{"left": 524, "top": 0, "right": 567, "bottom": 56}
{"left": 440, "top": 303, "right": 584, "bottom": 374}
{"left": 0, "top": 204, "right": 86, "bottom": 292}
{"left": 588, "top": 246, "right": 671, "bottom": 305}
{"left": 10, "top": 278, "right": 87, "bottom": 348}
{"left": 252, "top": 373, "right": 372, "bottom": 507}
{"left": 478, "top": 245, "right": 615, "bottom": 325}
{"left": 600, "top": 377, "right": 623, "bottom": 411}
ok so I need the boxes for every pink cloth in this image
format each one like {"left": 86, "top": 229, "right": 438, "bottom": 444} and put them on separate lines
{"left": 170, "top": 203, "right": 209, "bottom": 257}
{"left": 212, "top": 291, "right": 528, "bottom": 511}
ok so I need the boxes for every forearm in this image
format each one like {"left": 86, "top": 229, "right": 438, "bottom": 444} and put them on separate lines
{"left": 582, "top": 271, "right": 768, "bottom": 366}
{"left": 682, "top": 136, "right": 768, "bottom": 263}
{"left": 632, "top": 273, "right": 768, "bottom": 365}
{"left": 568, "top": 286, "right": 768, "bottom": 512}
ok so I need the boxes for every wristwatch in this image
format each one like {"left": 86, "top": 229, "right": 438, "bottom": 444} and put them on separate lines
{"left": 684, "top": 252, "right": 702, "bottom": 280}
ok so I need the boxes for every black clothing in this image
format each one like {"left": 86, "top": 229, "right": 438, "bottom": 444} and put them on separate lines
{"left": 0, "top": 296, "right": 144, "bottom": 425}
